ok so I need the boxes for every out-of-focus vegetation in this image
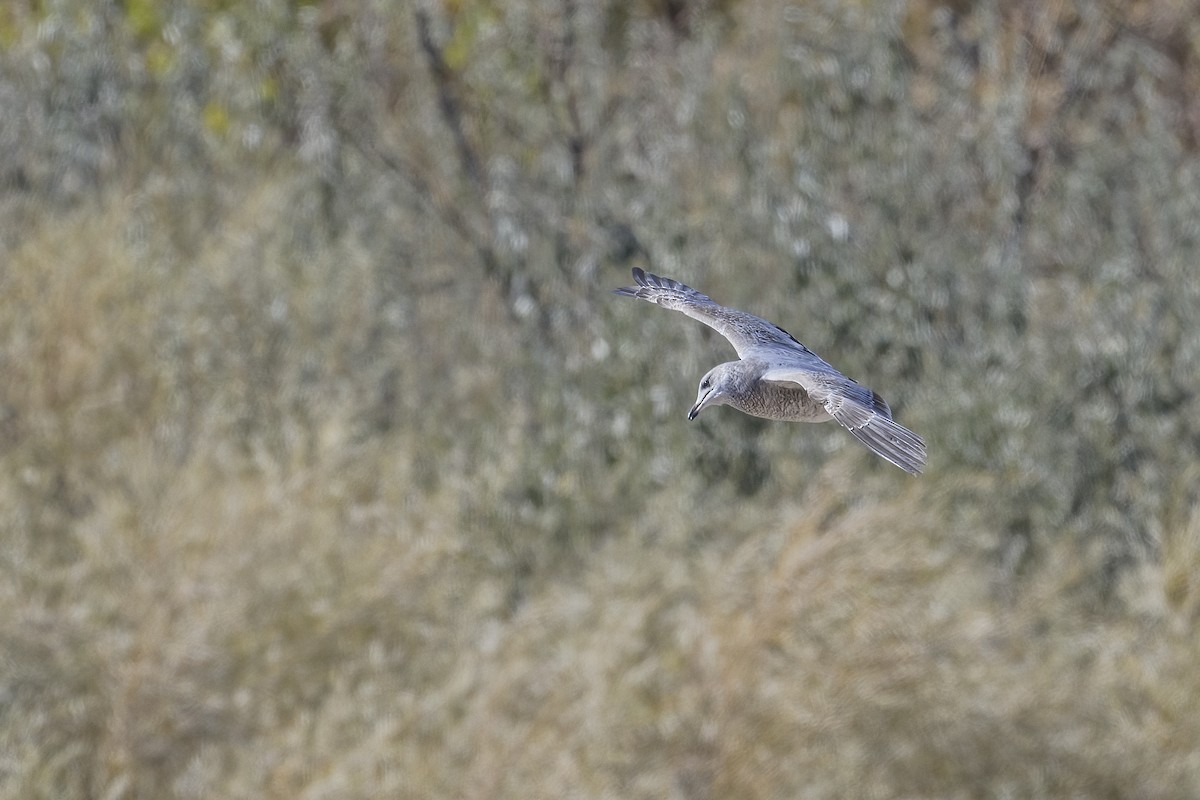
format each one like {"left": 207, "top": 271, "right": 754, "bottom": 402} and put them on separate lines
{"left": 2, "top": 0, "right": 1200, "bottom": 797}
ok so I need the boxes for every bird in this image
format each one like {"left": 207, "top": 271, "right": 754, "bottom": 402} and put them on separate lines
{"left": 612, "top": 267, "right": 926, "bottom": 475}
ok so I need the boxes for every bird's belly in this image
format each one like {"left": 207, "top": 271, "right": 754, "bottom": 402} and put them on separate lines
{"left": 762, "top": 403, "right": 832, "bottom": 423}
{"left": 737, "top": 384, "right": 831, "bottom": 423}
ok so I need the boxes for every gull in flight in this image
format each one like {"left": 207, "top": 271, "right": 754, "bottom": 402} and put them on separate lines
{"left": 613, "top": 267, "right": 926, "bottom": 474}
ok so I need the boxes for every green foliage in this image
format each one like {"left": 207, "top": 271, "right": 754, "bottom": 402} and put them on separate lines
{"left": 122, "top": 0, "right": 162, "bottom": 41}
{"left": 2, "top": 1, "right": 1200, "bottom": 797}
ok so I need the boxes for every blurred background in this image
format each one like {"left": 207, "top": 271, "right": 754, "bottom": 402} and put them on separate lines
{"left": 2, "top": 1, "right": 1200, "bottom": 797}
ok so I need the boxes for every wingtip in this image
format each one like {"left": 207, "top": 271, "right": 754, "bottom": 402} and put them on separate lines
{"left": 881, "top": 449, "right": 926, "bottom": 476}
{"left": 890, "top": 439, "right": 927, "bottom": 476}
{"left": 615, "top": 267, "right": 655, "bottom": 297}
{"left": 842, "top": 416, "right": 927, "bottom": 476}
{"left": 899, "top": 447, "right": 927, "bottom": 476}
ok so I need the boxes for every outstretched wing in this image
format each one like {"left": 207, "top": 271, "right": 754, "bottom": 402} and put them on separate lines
{"left": 761, "top": 366, "right": 927, "bottom": 475}
{"left": 613, "top": 267, "right": 815, "bottom": 359}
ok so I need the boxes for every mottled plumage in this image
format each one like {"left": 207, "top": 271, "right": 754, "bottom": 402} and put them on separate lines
{"left": 613, "top": 267, "right": 926, "bottom": 475}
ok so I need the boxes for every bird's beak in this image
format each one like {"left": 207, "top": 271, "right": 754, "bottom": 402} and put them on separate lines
{"left": 687, "top": 402, "right": 701, "bottom": 421}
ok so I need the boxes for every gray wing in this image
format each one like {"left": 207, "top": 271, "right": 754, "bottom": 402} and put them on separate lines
{"left": 613, "top": 268, "right": 815, "bottom": 359}
{"left": 761, "top": 365, "right": 927, "bottom": 475}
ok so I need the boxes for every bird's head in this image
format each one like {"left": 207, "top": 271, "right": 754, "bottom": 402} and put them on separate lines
{"left": 688, "top": 364, "right": 735, "bottom": 420}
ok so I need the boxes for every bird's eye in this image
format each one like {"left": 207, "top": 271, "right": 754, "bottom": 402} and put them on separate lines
{"left": 701, "top": 378, "right": 711, "bottom": 390}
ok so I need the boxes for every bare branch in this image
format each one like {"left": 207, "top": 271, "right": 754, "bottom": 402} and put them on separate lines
{"left": 414, "top": 8, "right": 485, "bottom": 191}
